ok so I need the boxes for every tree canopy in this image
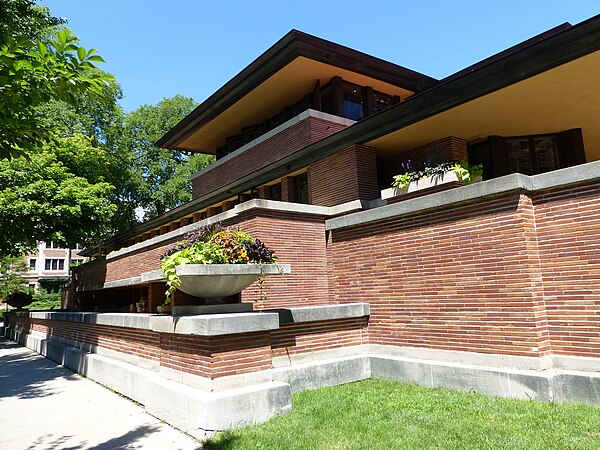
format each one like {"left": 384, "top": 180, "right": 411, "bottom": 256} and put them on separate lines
{"left": 0, "top": 135, "right": 117, "bottom": 256}
{"left": 0, "top": 29, "right": 115, "bottom": 159}
{"left": 0, "top": 2, "right": 214, "bottom": 257}
{"left": 121, "top": 95, "right": 213, "bottom": 220}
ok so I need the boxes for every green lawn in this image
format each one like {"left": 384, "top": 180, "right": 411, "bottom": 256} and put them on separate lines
{"left": 204, "top": 378, "right": 600, "bottom": 450}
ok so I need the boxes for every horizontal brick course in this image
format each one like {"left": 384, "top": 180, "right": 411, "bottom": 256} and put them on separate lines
{"left": 192, "top": 115, "right": 347, "bottom": 199}
{"left": 8, "top": 313, "right": 366, "bottom": 379}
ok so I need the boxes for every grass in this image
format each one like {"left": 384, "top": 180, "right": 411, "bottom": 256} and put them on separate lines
{"left": 204, "top": 378, "right": 600, "bottom": 450}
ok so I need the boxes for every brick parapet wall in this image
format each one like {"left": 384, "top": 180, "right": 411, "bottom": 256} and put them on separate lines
{"left": 329, "top": 177, "right": 600, "bottom": 360}
{"left": 191, "top": 115, "right": 347, "bottom": 200}
{"left": 7, "top": 313, "right": 365, "bottom": 380}
{"left": 533, "top": 180, "right": 600, "bottom": 358}
{"left": 330, "top": 192, "right": 552, "bottom": 358}
{"left": 77, "top": 209, "right": 331, "bottom": 310}
{"left": 308, "top": 145, "right": 379, "bottom": 207}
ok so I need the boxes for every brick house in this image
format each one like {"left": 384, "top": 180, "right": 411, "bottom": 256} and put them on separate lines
{"left": 23, "top": 242, "right": 86, "bottom": 293}
{"left": 7, "top": 16, "right": 600, "bottom": 436}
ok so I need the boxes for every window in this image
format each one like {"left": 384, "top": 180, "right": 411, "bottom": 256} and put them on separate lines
{"left": 468, "top": 129, "right": 584, "bottom": 180}
{"left": 507, "top": 136, "right": 559, "bottom": 176}
{"left": 342, "top": 82, "right": 364, "bottom": 121}
{"left": 45, "top": 241, "right": 61, "bottom": 249}
{"left": 28, "top": 258, "right": 36, "bottom": 270}
{"left": 269, "top": 183, "right": 282, "bottom": 201}
{"left": 373, "top": 90, "right": 396, "bottom": 114}
{"left": 44, "top": 258, "right": 65, "bottom": 271}
{"left": 293, "top": 173, "right": 309, "bottom": 204}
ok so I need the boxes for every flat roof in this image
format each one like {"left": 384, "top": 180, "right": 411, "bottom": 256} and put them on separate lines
{"left": 156, "top": 29, "right": 438, "bottom": 153}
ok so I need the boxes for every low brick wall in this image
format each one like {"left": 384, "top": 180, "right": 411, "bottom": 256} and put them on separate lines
{"left": 6, "top": 305, "right": 368, "bottom": 380}
{"left": 327, "top": 168, "right": 600, "bottom": 361}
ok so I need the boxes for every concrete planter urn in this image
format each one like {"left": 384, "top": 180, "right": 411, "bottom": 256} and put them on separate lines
{"left": 175, "top": 263, "right": 291, "bottom": 298}
{"left": 5, "top": 291, "right": 34, "bottom": 310}
{"left": 381, "top": 170, "right": 482, "bottom": 200}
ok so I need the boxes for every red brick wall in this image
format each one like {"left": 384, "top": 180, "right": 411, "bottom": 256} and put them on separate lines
{"left": 534, "top": 181, "right": 600, "bottom": 358}
{"left": 383, "top": 136, "right": 469, "bottom": 183}
{"left": 308, "top": 145, "right": 379, "bottom": 207}
{"left": 192, "top": 115, "right": 348, "bottom": 199}
{"left": 83, "top": 210, "right": 331, "bottom": 310}
{"left": 74, "top": 258, "right": 108, "bottom": 287}
{"left": 160, "top": 332, "right": 272, "bottom": 379}
{"left": 8, "top": 314, "right": 365, "bottom": 379}
{"left": 233, "top": 210, "right": 331, "bottom": 309}
{"left": 16, "top": 317, "right": 161, "bottom": 362}
{"left": 330, "top": 192, "right": 551, "bottom": 358}
{"left": 271, "top": 317, "right": 368, "bottom": 359}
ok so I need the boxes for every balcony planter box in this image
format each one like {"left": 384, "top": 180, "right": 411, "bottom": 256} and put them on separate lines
{"left": 174, "top": 263, "right": 291, "bottom": 298}
{"left": 381, "top": 170, "right": 482, "bottom": 200}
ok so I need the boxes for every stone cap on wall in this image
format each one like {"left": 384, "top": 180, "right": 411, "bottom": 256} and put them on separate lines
{"left": 11, "top": 302, "right": 370, "bottom": 336}
{"left": 326, "top": 159, "right": 600, "bottom": 231}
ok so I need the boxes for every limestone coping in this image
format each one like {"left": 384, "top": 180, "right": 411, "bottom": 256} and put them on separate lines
{"left": 106, "top": 199, "right": 371, "bottom": 261}
{"left": 326, "top": 160, "right": 600, "bottom": 231}
{"left": 269, "top": 303, "right": 370, "bottom": 324}
{"left": 11, "top": 302, "right": 371, "bottom": 336}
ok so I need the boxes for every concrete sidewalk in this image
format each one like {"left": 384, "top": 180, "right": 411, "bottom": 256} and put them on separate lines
{"left": 0, "top": 337, "right": 202, "bottom": 450}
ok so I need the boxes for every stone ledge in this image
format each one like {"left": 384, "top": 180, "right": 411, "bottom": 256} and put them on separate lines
{"left": 150, "top": 312, "right": 280, "bottom": 336}
{"left": 11, "top": 303, "right": 365, "bottom": 337}
{"left": 13, "top": 311, "right": 153, "bottom": 330}
{"left": 326, "top": 159, "right": 600, "bottom": 231}
{"left": 269, "top": 302, "right": 370, "bottom": 324}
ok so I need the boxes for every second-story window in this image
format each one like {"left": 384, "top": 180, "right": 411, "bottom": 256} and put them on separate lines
{"left": 45, "top": 258, "right": 65, "bottom": 271}
{"left": 293, "top": 173, "right": 309, "bottom": 204}
{"left": 269, "top": 183, "right": 282, "bottom": 201}
{"left": 29, "top": 258, "right": 36, "bottom": 270}
{"left": 342, "top": 81, "right": 364, "bottom": 121}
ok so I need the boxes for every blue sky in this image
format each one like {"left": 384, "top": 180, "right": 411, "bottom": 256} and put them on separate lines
{"left": 40, "top": 1, "right": 599, "bottom": 112}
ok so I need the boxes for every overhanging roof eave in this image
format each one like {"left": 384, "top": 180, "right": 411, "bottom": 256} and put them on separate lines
{"left": 92, "top": 15, "right": 600, "bottom": 256}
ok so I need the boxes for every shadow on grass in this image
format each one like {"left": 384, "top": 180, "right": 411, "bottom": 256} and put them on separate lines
{"left": 0, "top": 338, "right": 80, "bottom": 400}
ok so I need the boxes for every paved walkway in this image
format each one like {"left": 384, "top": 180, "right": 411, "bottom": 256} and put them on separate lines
{"left": 0, "top": 337, "right": 202, "bottom": 450}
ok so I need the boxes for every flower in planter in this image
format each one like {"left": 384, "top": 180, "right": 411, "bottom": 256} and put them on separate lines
{"left": 160, "top": 223, "right": 277, "bottom": 302}
{"left": 392, "top": 160, "right": 483, "bottom": 189}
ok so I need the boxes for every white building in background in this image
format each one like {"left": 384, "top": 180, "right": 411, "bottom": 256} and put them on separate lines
{"left": 24, "top": 242, "right": 86, "bottom": 293}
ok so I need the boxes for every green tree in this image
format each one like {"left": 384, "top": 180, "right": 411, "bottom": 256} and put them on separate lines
{"left": 0, "top": 135, "right": 117, "bottom": 257}
{"left": 0, "top": 256, "right": 28, "bottom": 300}
{"left": 0, "top": 0, "right": 64, "bottom": 44}
{"left": 0, "top": 28, "right": 115, "bottom": 159}
{"left": 121, "top": 95, "right": 214, "bottom": 219}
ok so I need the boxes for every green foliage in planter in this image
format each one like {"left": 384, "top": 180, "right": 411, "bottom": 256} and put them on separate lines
{"left": 160, "top": 224, "right": 276, "bottom": 303}
{"left": 392, "top": 160, "right": 483, "bottom": 189}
